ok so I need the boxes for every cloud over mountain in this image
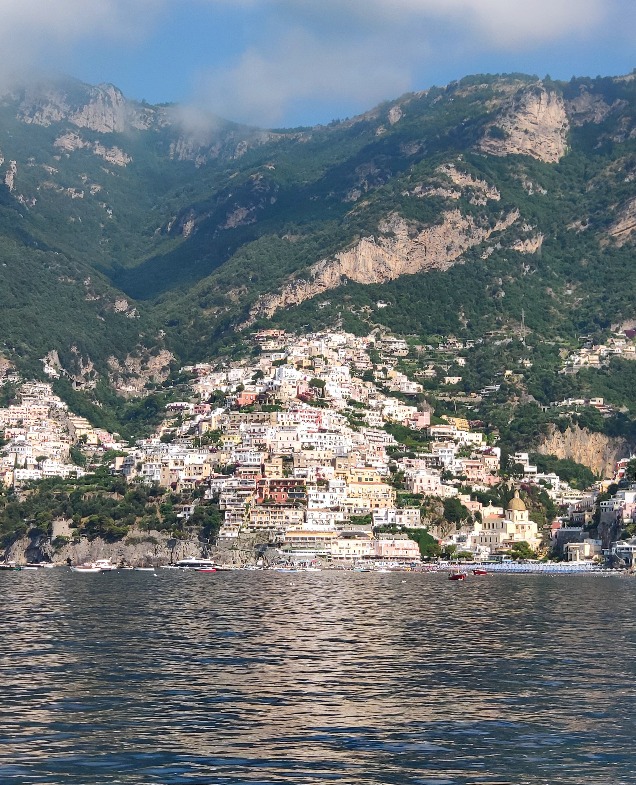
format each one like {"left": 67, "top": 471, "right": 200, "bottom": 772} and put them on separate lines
{"left": 189, "top": 0, "right": 633, "bottom": 126}
{"left": 0, "top": 0, "right": 633, "bottom": 127}
{"left": 0, "top": 0, "right": 167, "bottom": 90}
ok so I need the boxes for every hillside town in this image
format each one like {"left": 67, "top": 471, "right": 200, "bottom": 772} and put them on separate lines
{"left": 1, "top": 329, "right": 636, "bottom": 568}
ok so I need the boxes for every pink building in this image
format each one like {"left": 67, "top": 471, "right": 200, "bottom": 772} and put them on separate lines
{"left": 373, "top": 535, "right": 421, "bottom": 561}
{"left": 408, "top": 412, "right": 431, "bottom": 430}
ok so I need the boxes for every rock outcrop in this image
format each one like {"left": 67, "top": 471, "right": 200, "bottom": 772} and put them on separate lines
{"left": 606, "top": 196, "right": 636, "bottom": 246}
{"left": 18, "top": 83, "right": 151, "bottom": 134}
{"left": 437, "top": 164, "right": 501, "bottom": 205}
{"left": 107, "top": 349, "right": 175, "bottom": 397}
{"left": 565, "top": 88, "right": 626, "bottom": 127}
{"left": 4, "top": 527, "right": 266, "bottom": 568}
{"left": 5, "top": 528, "right": 203, "bottom": 567}
{"left": 537, "top": 424, "right": 630, "bottom": 478}
{"left": 245, "top": 208, "right": 518, "bottom": 325}
{"left": 477, "top": 85, "right": 569, "bottom": 163}
{"left": 512, "top": 233, "right": 544, "bottom": 254}
{"left": 4, "top": 160, "right": 17, "bottom": 192}
{"left": 53, "top": 132, "right": 131, "bottom": 166}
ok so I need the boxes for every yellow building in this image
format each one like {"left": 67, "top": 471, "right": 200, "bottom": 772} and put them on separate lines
{"left": 442, "top": 415, "right": 470, "bottom": 431}
{"left": 476, "top": 491, "right": 541, "bottom": 553}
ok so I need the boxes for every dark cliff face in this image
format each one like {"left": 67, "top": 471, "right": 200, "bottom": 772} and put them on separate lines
{"left": 0, "top": 72, "right": 633, "bottom": 380}
{"left": 597, "top": 516, "right": 623, "bottom": 551}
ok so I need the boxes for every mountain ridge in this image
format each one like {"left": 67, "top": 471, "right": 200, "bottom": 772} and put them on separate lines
{"left": 0, "top": 71, "right": 632, "bottom": 402}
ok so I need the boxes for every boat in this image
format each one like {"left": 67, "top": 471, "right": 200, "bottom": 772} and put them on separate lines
{"left": 472, "top": 568, "right": 488, "bottom": 576}
{"left": 70, "top": 563, "right": 102, "bottom": 573}
{"left": 134, "top": 566, "right": 156, "bottom": 571}
{"left": 195, "top": 567, "right": 217, "bottom": 573}
{"left": 0, "top": 561, "right": 21, "bottom": 571}
{"left": 174, "top": 557, "right": 218, "bottom": 570}
{"left": 95, "top": 559, "right": 117, "bottom": 571}
{"left": 448, "top": 568, "right": 467, "bottom": 581}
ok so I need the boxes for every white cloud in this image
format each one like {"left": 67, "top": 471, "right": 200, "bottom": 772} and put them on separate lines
{"left": 0, "top": 0, "right": 166, "bottom": 87}
{"left": 0, "top": 0, "right": 631, "bottom": 127}
{"left": 193, "top": 27, "right": 413, "bottom": 127}
{"left": 298, "top": 0, "right": 609, "bottom": 44}
{"left": 426, "top": 0, "right": 605, "bottom": 45}
{"left": 188, "top": 0, "right": 623, "bottom": 125}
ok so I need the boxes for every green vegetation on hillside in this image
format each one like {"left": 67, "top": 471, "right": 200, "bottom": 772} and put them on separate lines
{"left": 0, "top": 470, "right": 222, "bottom": 549}
{"left": 0, "top": 72, "right": 635, "bottom": 435}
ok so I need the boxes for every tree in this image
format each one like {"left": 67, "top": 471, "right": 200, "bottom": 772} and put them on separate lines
{"left": 69, "top": 446, "right": 87, "bottom": 467}
{"left": 349, "top": 514, "right": 372, "bottom": 526}
{"left": 509, "top": 541, "right": 536, "bottom": 560}
{"left": 404, "top": 527, "right": 441, "bottom": 559}
{"left": 309, "top": 378, "right": 326, "bottom": 396}
{"left": 443, "top": 497, "right": 472, "bottom": 528}
{"left": 624, "top": 459, "right": 636, "bottom": 484}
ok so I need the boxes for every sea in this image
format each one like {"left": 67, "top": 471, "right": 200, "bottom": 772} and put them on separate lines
{"left": 1, "top": 569, "right": 635, "bottom": 785}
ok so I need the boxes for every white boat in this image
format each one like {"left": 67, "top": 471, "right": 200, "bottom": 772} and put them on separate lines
{"left": 134, "top": 566, "right": 156, "bottom": 571}
{"left": 174, "top": 557, "right": 217, "bottom": 570}
{"left": 70, "top": 563, "right": 101, "bottom": 573}
{"left": 95, "top": 559, "right": 117, "bottom": 571}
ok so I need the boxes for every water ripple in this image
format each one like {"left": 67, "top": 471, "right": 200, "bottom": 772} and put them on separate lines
{"left": 0, "top": 570, "right": 634, "bottom": 783}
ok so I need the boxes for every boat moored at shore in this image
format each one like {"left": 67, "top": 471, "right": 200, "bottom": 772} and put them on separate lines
{"left": 70, "top": 563, "right": 102, "bottom": 573}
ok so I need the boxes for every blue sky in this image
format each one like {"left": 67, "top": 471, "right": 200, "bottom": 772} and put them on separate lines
{"left": 2, "top": 0, "right": 634, "bottom": 128}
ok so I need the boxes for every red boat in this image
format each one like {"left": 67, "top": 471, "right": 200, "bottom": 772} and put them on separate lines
{"left": 472, "top": 568, "right": 488, "bottom": 576}
{"left": 196, "top": 567, "right": 217, "bottom": 572}
{"left": 448, "top": 571, "right": 467, "bottom": 581}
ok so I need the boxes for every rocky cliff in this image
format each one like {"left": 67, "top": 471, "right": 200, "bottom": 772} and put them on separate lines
{"left": 4, "top": 527, "right": 265, "bottom": 568}
{"left": 7, "top": 78, "right": 286, "bottom": 168}
{"left": 107, "top": 348, "right": 175, "bottom": 398}
{"left": 537, "top": 424, "right": 630, "bottom": 478}
{"left": 16, "top": 82, "right": 154, "bottom": 133}
{"left": 477, "top": 85, "right": 569, "bottom": 163}
{"left": 246, "top": 207, "right": 519, "bottom": 325}
{"left": 607, "top": 196, "right": 636, "bottom": 246}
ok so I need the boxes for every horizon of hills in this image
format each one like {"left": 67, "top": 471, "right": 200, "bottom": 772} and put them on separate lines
{"left": 0, "top": 69, "right": 634, "bottom": 424}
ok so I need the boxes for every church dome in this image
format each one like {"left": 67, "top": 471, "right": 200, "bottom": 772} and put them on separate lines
{"left": 507, "top": 490, "right": 526, "bottom": 512}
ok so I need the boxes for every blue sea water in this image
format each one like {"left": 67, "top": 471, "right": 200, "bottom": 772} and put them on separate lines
{"left": 1, "top": 570, "right": 635, "bottom": 784}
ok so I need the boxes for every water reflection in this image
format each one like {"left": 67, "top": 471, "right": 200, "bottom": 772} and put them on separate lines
{"left": 1, "top": 570, "right": 635, "bottom": 784}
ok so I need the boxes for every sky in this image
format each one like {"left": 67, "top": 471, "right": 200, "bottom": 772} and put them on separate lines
{"left": 1, "top": 0, "right": 634, "bottom": 128}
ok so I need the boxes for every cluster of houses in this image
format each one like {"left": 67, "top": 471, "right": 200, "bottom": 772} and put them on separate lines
{"left": 107, "top": 330, "right": 557, "bottom": 563}
{"left": 0, "top": 381, "right": 121, "bottom": 486}
{"left": 561, "top": 332, "right": 636, "bottom": 374}
{"left": 547, "top": 397, "right": 617, "bottom": 418}
{"left": 3, "top": 329, "right": 636, "bottom": 566}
